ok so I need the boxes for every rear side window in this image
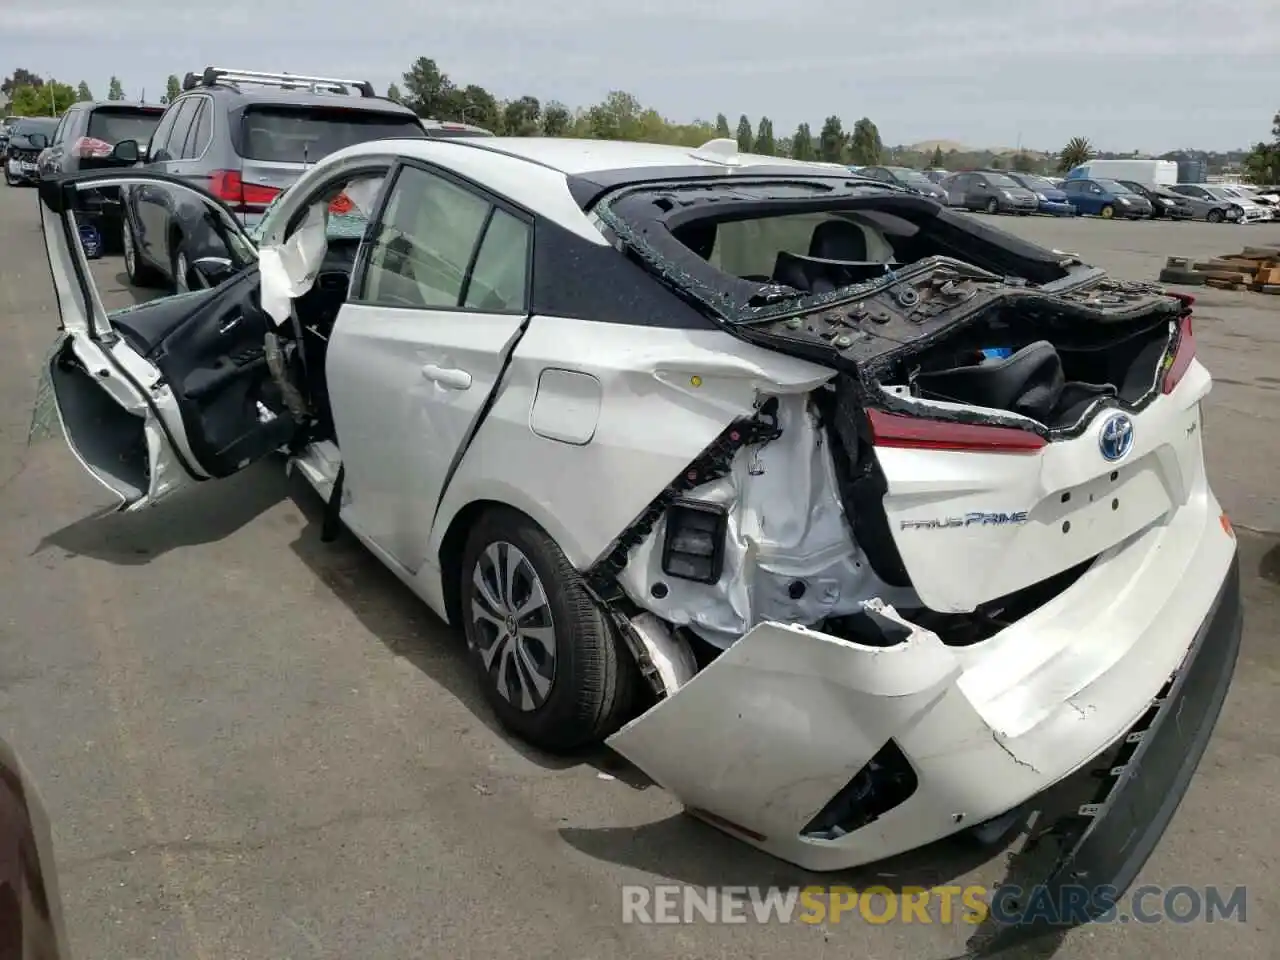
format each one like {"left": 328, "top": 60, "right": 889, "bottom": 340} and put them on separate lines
{"left": 463, "top": 209, "right": 531, "bottom": 312}
{"left": 238, "top": 107, "right": 425, "bottom": 163}
{"left": 87, "top": 108, "right": 163, "bottom": 145}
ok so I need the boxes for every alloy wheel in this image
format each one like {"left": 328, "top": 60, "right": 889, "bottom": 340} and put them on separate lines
{"left": 469, "top": 541, "right": 557, "bottom": 712}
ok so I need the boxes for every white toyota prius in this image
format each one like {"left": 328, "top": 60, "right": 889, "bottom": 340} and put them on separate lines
{"left": 36, "top": 135, "right": 1241, "bottom": 942}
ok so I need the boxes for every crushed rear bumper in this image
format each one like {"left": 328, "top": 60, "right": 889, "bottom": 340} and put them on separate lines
{"left": 977, "top": 550, "right": 1242, "bottom": 954}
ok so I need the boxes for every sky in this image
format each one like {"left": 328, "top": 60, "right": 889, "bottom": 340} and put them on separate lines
{"left": 5, "top": 0, "right": 1279, "bottom": 153}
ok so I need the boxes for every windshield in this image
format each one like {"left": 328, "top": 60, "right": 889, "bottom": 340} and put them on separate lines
{"left": 983, "top": 174, "right": 1021, "bottom": 189}
{"left": 1094, "top": 179, "right": 1133, "bottom": 195}
{"left": 87, "top": 108, "right": 163, "bottom": 145}
{"left": 889, "top": 168, "right": 935, "bottom": 188}
{"left": 1018, "top": 175, "right": 1057, "bottom": 191}
{"left": 239, "top": 106, "right": 425, "bottom": 163}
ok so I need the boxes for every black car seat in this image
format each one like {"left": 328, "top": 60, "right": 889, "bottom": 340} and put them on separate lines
{"left": 809, "top": 219, "right": 869, "bottom": 262}
{"left": 915, "top": 341, "right": 1064, "bottom": 422}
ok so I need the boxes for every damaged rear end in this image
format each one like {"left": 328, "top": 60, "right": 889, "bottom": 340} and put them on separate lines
{"left": 579, "top": 173, "right": 1240, "bottom": 885}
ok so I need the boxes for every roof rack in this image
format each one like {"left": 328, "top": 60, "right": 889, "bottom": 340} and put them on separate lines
{"left": 181, "top": 67, "right": 377, "bottom": 99}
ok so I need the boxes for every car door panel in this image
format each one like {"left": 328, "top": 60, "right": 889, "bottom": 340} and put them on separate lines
{"left": 326, "top": 305, "right": 527, "bottom": 568}
{"left": 39, "top": 170, "right": 286, "bottom": 510}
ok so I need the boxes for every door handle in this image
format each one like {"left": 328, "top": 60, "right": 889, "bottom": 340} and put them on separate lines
{"left": 421, "top": 364, "right": 472, "bottom": 390}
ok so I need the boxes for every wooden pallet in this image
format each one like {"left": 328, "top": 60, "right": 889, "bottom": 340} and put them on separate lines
{"left": 1164, "top": 250, "right": 1280, "bottom": 294}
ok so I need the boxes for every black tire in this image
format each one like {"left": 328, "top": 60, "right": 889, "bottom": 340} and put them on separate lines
{"left": 1206, "top": 208, "right": 1224, "bottom": 224}
{"left": 170, "top": 242, "right": 192, "bottom": 294}
{"left": 985, "top": 197, "right": 999, "bottom": 214}
{"left": 1158, "top": 268, "right": 1207, "bottom": 286}
{"left": 460, "top": 507, "right": 637, "bottom": 753}
{"left": 121, "top": 215, "right": 165, "bottom": 287}
{"left": 2, "top": 167, "right": 16, "bottom": 187}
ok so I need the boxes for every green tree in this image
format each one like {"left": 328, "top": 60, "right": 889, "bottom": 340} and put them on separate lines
{"left": 848, "top": 117, "right": 882, "bottom": 165}
{"left": 583, "top": 91, "right": 644, "bottom": 140}
{"left": 1242, "top": 110, "right": 1280, "bottom": 184}
{"left": 165, "top": 74, "right": 181, "bottom": 103}
{"left": 818, "top": 115, "right": 846, "bottom": 163}
{"left": 714, "top": 113, "right": 731, "bottom": 138}
{"left": 503, "top": 96, "right": 542, "bottom": 136}
{"left": 735, "top": 114, "right": 753, "bottom": 153}
{"left": 2, "top": 68, "right": 43, "bottom": 97}
{"left": 107, "top": 76, "right": 124, "bottom": 101}
{"left": 929, "top": 146, "right": 945, "bottom": 168}
{"left": 76, "top": 81, "right": 92, "bottom": 101}
{"left": 441, "top": 84, "right": 501, "bottom": 130}
{"left": 1057, "top": 136, "right": 1095, "bottom": 173}
{"left": 791, "top": 122, "right": 815, "bottom": 161}
{"left": 10, "top": 81, "right": 77, "bottom": 116}
{"left": 990, "top": 155, "right": 1005, "bottom": 169}
{"left": 542, "top": 101, "right": 572, "bottom": 136}
{"left": 386, "top": 83, "right": 403, "bottom": 104}
{"left": 1011, "top": 151, "right": 1036, "bottom": 173}
{"left": 402, "top": 56, "right": 455, "bottom": 118}
{"left": 754, "top": 116, "right": 775, "bottom": 155}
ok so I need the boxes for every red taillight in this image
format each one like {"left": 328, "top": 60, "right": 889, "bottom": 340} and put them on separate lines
{"left": 208, "top": 170, "right": 280, "bottom": 210}
{"left": 329, "top": 193, "right": 354, "bottom": 214}
{"left": 867, "top": 409, "right": 1047, "bottom": 453}
{"left": 73, "top": 136, "right": 113, "bottom": 158}
{"left": 1162, "top": 314, "right": 1195, "bottom": 395}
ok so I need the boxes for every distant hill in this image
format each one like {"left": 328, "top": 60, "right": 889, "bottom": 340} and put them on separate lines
{"left": 906, "top": 139, "right": 1028, "bottom": 156}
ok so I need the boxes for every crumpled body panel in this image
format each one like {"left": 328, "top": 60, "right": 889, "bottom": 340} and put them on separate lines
{"left": 616, "top": 394, "right": 915, "bottom": 648}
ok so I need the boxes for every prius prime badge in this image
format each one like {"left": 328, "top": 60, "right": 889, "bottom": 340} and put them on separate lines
{"left": 1099, "top": 412, "right": 1135, "bottom": 462}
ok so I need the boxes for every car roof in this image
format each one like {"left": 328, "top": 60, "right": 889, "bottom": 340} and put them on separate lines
{"left": 304, "top": 136, "right": 877, "bottom": 245}
{"left": 435, "top": 136, "right": 848, "bottom": 175}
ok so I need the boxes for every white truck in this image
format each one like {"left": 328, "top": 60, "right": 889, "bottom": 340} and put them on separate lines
{"left": 1064, "top": 159, "right": 1178, "bottom": 187}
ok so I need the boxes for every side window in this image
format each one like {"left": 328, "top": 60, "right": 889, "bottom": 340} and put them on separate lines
{"left": 463, "top": 209, "right": 531, "bottom": 312}
{"left": 181, "top": 100, "right": 211, "bottom": 159}
{"left": 148, "top": 106, "right": 179, "bottom": 158}
{"left": 161, "top": 98, "right": 199, "bottom": 160}
{"left": 360, "top": 165, "right": 492, "bottom": 309}
{"left": 50, "top": 114, "right": 69, "bottom": 145}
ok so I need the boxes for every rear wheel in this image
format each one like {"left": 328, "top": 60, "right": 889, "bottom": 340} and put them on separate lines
{"left": 1100, "top": 204, "right": 1115, "bottom": 219}
{"left": 460, "top": 508, "right": 637, "bottom": 753}
{"left": 985, "top": 197, "right": 999, "bottom": 214}
{"left": 171, "top": 245, "right": 192, "bottom": 294}
{"left": 121, "top": 216, "right": 164, "bottom": 287}
{"left": 1207, "top": 208, "right": 1224, "bottom": 223}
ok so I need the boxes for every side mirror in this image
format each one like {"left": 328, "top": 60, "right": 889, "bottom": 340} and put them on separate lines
{"left": 29, "top": 133, "right": 48, "bottom": 149}
{"left": 112, "top": 139, "right": 139, "bottom": 164}
{"left": 190, "top": 256, "right": 236, "bottom": 288}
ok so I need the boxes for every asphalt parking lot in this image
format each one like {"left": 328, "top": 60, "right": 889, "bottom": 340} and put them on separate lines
{"left": 0, "top": 184, "right": 1276, "bottom": 960}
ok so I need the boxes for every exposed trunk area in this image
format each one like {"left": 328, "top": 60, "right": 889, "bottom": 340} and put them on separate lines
{"left": 871, "top": 302, "right": 1174, "bottom": 429}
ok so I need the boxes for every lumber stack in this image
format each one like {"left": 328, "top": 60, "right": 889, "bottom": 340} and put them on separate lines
{"left": 1158, "top": 246, "right": 1280, "bottom": 292}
